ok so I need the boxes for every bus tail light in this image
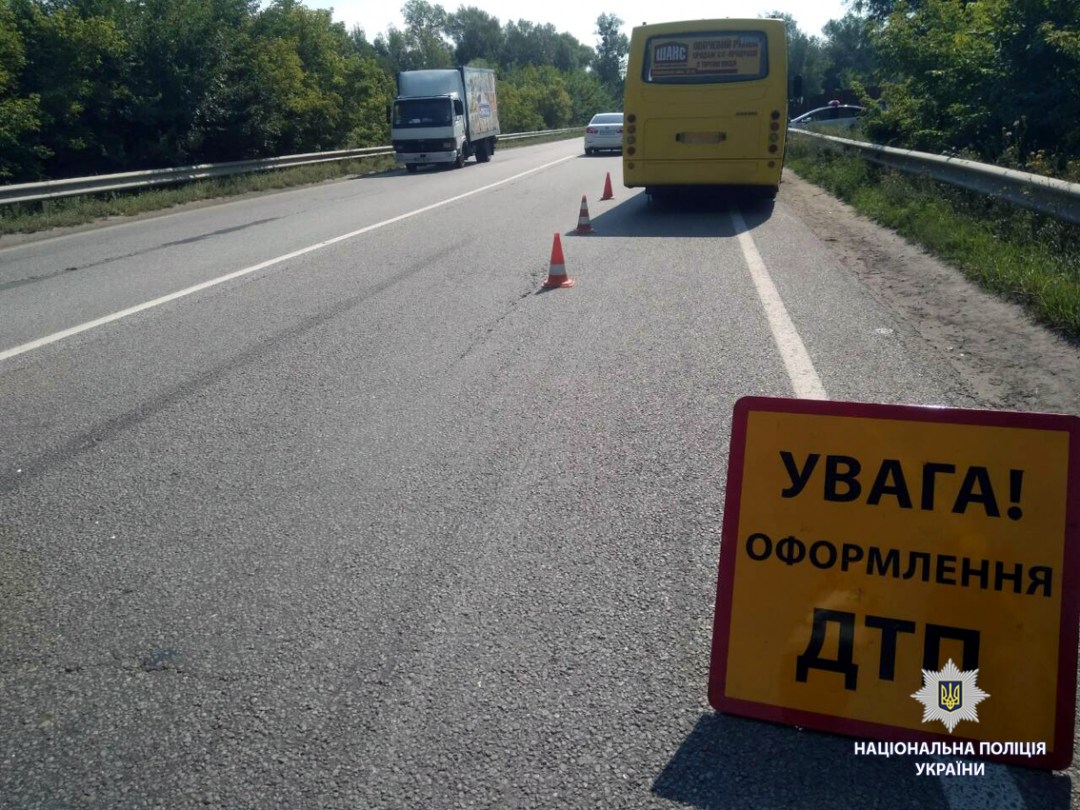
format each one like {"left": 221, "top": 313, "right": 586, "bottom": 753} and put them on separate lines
{"left": 627, "top": 146, "right": 636, "bottom": 155}
{"left": 768, "top": 144, "right": 778, "bottom": 153}
{"left": 627, "top": 136, "right": 636, "bottom": 145}
{"left": 771, "top": 109, "right": 781, "bottom": 120}
{"left": 627, "top": 124, "right": 636, "bottom": 133}
{"left": 627, "top": 113, "right": 636, "bottom": 123}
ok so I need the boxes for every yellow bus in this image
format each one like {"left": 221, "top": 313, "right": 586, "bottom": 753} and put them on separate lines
{"left": 622, "top": 19, "right": 794, "bottom": 199}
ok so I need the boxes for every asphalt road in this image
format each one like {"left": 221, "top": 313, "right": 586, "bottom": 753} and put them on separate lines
{"left": 1, "top": 139, "right": 1078, "bottom": 808}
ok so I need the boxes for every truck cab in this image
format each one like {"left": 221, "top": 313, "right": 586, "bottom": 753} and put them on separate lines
{"left": 391, "top": 92, "right": 468, "bottom": 171}
{"left": 390, "top": 68, "right": 500, "bottom": 172}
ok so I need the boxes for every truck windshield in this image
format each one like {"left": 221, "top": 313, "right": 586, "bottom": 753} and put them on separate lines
{"left": 393, "top": 99, "right": 453, "bottom": 127}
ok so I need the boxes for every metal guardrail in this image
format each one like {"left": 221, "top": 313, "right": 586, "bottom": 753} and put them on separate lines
{"left": 0, "top": 127, "right": 582, "bottom": 207}
{"left": 789, "top": 128, "right": 1080, "bottom": 226}
{"left": 499, "top": 127, "right": 579, "bottom": 142}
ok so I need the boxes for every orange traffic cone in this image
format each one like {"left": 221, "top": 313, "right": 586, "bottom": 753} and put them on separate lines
{"left": 575, "top": 195, "right": 593, "bottom": 234}
{"left": 600, "top": 172, "right": 614, "bottom": 201}
{"left": 543, "top": 233, "right": 575, "bottom": 289}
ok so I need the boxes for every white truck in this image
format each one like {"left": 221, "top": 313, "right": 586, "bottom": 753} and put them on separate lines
{"left": 390, "top": 67, "right": 500, "bottom": 172}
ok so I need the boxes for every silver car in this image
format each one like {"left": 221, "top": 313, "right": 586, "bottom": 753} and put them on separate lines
{"left": 584, "top": 113, "right": 624, "bottom": 155}
{"left": 789, "top": 104, "right": 866, "bottom": 132}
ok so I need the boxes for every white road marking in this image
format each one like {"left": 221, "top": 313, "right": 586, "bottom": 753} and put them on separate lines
{"left": 0, "top": 155, "right": 577, "bottom": 363}
{"left": 728, "top": 207, "right": 827, "bottom": 400}
{"left": 730, "top": 207, "right": 1026, "bottom": 809}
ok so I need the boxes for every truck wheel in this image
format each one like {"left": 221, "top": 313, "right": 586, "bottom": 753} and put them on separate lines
{"left": 475, "top": 141, "right": 491, "bottom": 163}
{"left": 454, "top": 149, "right": 465, "bottom": 169}
{"left": 405, "top": 164, "right": 417, "bottom": 173}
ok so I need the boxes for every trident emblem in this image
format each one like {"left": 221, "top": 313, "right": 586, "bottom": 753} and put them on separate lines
{"left": 938, "top": 681, "right": 963, "bottom": 712}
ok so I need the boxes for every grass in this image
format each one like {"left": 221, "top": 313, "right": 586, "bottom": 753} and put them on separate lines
{"left": 785, "top": 135, "right": 1080, "bottom": 341}
{"left": 0, "top": 131, "right": 581, "bottom": 238}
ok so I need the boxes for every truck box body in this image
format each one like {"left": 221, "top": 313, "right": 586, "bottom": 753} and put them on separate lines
{"left": 391, "top": 67, "right": 500, "bottom": 170}
{"left": 462, "top": 68, "right": 499, "bottom": 139}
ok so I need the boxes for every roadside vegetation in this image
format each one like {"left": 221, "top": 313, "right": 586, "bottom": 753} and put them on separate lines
{"left": 779, "top": 0, "right": 1080, "bottom": 340}
{"left": 786, "top": 139, "right": 1080, "bottom": 339}
{"left": 0, "top": 0, "right": 627, "bottom": 185}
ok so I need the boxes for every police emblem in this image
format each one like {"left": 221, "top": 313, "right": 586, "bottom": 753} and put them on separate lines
{"left": 912, "top": 659, "right": 989, "bottom": 733}
{"left": 939, "top": 681, "right": 963, "bottom": 712}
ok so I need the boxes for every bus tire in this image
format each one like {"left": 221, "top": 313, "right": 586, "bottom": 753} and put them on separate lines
{"left": 405, "top": 164, "right": 417, "bottom": 173}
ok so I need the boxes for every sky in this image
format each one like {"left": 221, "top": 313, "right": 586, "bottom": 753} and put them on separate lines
{"left": 306, "top": 0, "right": 854, "bottom": 49}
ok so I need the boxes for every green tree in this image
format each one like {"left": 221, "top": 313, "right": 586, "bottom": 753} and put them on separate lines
{"left": 120, "top": 0, "right": 254, "bottom": 168}
{"left": 198, "top": 0, "right": 390, "bottom": 158}
{"left": 564, "top": 69, "right": 615, "bottom": 123}
{"left": 444, "top": 5, "right": 501, "bottom": 65}
{"left": 500, "top": 63, "right": 572, "bottom": 128}
{"left": 764, "top": 11, "right": 826, "bottom": 100}
{"left": 553, "top": 32, "right": 592, "bottom": 73}
{"left": 373, "top": 27, "right": 411, "bottom": 73}
{"left": 497, "top": 81, "right": 543, "bottom": 131}
{"left": 341, "top": 53, "right": 396, "bottom": 146}
{"left": 848, "top": 0, "right": 914, "bottom": 21}
{"left": 348, "top": 25, "right": 378, "bottom": 59}
{"left": 592, "top": 12, "right": 627, "bottom": 95}
{"left": 870, "top": 0, "right": 999, "bottom": 153}
{"left": 821, "top": 13, "right": 878, "bottom": 97}
{"left": 987, "top": 0, "right": 1080, "bottom": 166}
{"left": 401, "top": 0, "right": 453, "bottom": 67}
{"left": 500, "top": 20, "right": 559, "bottom": 68}
{"left": 8, "top": 0, "right": 129, "bottom": 177}
{"left": 0, "top": 0, "right": 43, "bottom": 180}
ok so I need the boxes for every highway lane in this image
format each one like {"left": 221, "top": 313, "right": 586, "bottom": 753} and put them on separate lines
{"left": 0, "top": 144, "right": 574, "bottom": 351}
{"left": 1, "top": 140, "right": 1078, "bottom": 808}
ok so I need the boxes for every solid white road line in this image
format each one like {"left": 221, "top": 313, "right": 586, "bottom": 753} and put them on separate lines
{"left": 728, "top": 207, "right": 827, "bottom": 400}
{"left": 731, "top": 206, "right": 1027, "bottom": 809}
{"left": 0, "top": 155, "right": 577, "bottom": 364}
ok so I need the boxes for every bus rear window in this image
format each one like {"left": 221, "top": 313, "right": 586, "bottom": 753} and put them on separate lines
{"left": 643, "top": 31, "right": 768, "bottom": 83}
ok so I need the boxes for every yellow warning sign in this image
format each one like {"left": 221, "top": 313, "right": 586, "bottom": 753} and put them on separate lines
{"left": 709, "top": 397, "right": 1080, "bottom": 769}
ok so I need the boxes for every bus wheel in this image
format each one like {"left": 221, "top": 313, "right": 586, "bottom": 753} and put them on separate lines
{"left": 405, "top": 164, "right": 417, "bottom": 173}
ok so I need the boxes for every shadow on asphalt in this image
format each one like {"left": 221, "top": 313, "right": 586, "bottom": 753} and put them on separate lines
{"left": 651, "top": 712, "right": 1072, "bottom": 810}
{"left": 565, "top": 188, "right": 776, "bottom": 239}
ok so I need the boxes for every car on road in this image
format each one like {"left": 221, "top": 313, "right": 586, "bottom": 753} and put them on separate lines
{"left": 789, "top": 104, "right": 866, "bottom": 131}
{"left": 584, "top": 113, "right": 624, "bottom": 155}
